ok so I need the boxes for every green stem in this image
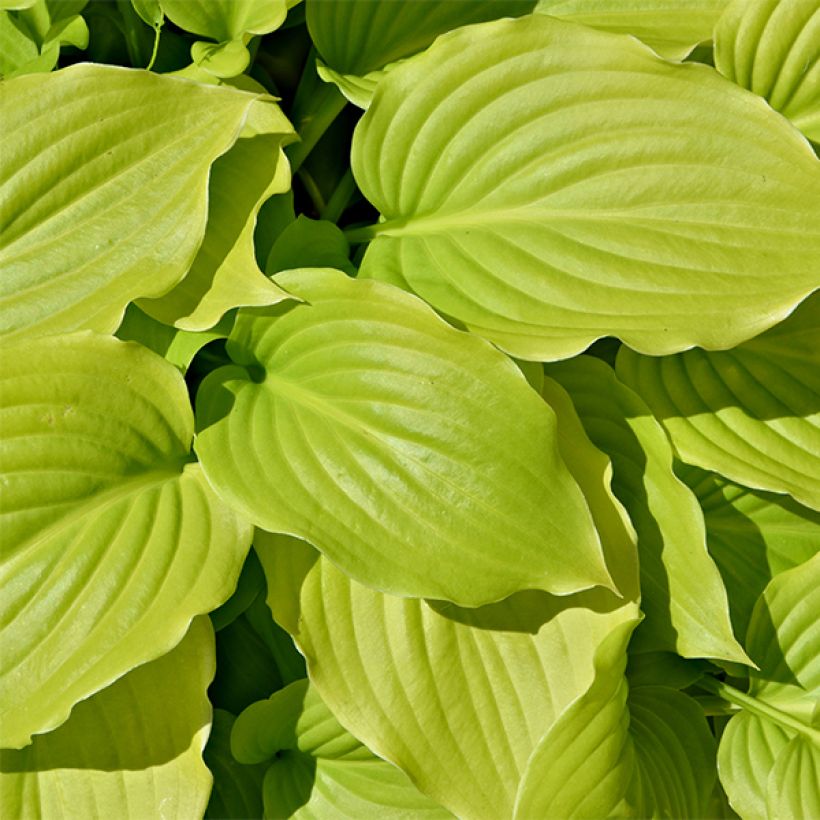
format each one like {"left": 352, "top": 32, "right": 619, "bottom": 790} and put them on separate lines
{"left": 146, "top": 22, "right": 162, "bottom": 71}
{"left": 320, "top": 168, "right": 357, "bottom": 224}
{"left": 690, "top": 695, "right": 740, "bottom": 717}
{"left": 297, "top": 168, "right": 326, "bottom": 215}
{"left": 343, "top": 224, "right": 378, "bottom": 244}
{"left": 697, "top": 677, "right": 820, "bottom": 741}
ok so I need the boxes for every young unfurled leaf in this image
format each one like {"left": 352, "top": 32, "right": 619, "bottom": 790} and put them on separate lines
{"left": 352, "top": 15, "right": 820, "bottom": 360}
{"left": 0, "top": 334, "right": 252, "bottom": 748}
{"left": 0, "top": 618, "right": 215, "bottom": 819}
{"left": 195, "top": 268, "right": 612, "bottom": 606}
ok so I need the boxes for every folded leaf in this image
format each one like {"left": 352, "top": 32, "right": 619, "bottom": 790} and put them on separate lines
{"left": 617, "top": 293, "right": 820, "bottom": 510}
{"left": 544, "top": 356, "right": 748, "bottom": 663}
{"left": 515, "top": 626, "right": 717, "bottom": 818}
{"left": 714, "top": 555, "right": 820, "bottom": 818}
{"left": 0, "top": 617, "right": 214, "bottom": 819}
{"left": 140, "top": 122, "right": 296, "bottom": 330}
{"left": 715, "top": 0, "right": 820, "bottom": 142}
{"left": 536, "top": 0, "right": 729, "bottom": 60}
{"left": 195, "top": 268, "right": 611, "bottom": 605}
{"left": 677, "top": 463, "right": 820, "bottom": 637}
{"left": 0, "top": 64, "right": 279, "bottom": 340}
{"left": 0, "top": 334, "right": 252, "bottom": 748}
{"left": 352, "top": 15, "right": 820, "bottom": 360}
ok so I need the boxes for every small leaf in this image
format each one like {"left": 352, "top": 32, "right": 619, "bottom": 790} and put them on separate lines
{"left": 195, "top": 268, "right": 611, "bottom": 605}
{"left": 0, "top": 334, "right": 252, "bottom": 748}
{"left": 617, "top": 293, "right": 820, "bottom": 510}
{"left": 352, "top": 15, "right": 820, "bottom": 360}
{"left": 266, "top": 215, "right": 355, "bottom": 276}
{"left": 715, "top": 0, "right": 820, "bottom": 142}
{"left": 0, "top": 64, "right": 280, "bottom": 340}
{"left": 191, "top": 38, "right": 250, "bottom": 79}
{"left": 0, "top": 618, "right": 215, "bottom": 819}
{"left": 131, "top": 0, "right": 163, "bottom": 29}
{"left": 536, "top": 0, "right": 730, "bottom": 60}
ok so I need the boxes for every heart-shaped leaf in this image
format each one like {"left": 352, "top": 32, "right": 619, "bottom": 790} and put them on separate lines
{"left": 0, "top": 334, "right": 252, "bottom": 748}
{"left": 195, "top": 268, "right": 611, "bottom": 605}
{"left": 351, "top": 15, "right": 820, "bottom": 360}
{"left": 0, "top": 63, "right": 282, "bottom": 340}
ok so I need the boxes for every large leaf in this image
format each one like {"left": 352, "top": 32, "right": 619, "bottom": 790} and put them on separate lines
{"left": 195, "top": 268, "right": 611, "bottom": 606}
{"left": 714, "top": 554, "right": 820, "bottom": 818}
{"left": 714, "top": 0, "right": 820, "bottom": 142}
{"left": 536, "top": 0, "right": 729, "bottom": 60}
{"left": 678, "top": 463, "right": 820, "bottom": 638}
{"left": 254, "top": 379, "right": 640, "bottom": 817}
{"left": 514, "top": 626, "right": 717, "bottom": 818}
{"left": 160, "top": 0, "right": 287, "bottom": 41}
{"left": 306, "top": 0, "right": 534, "bottom": 77}
{"left": 617, "top": 293, "right": 820, "bottom": 510}
{"left": 139, "top": 106, "right": 297, "bottom": 330}
{"left": 0, "top": 63, "right": 280, "bottom": 340}
{"left": 544, "top": 356, "right": 747, "bottom": 663}
{"left": 0, "top": 617, "right": 214, "bottom": 819}
{"left": 0, "top": 334, "right": 252, "bottom": 748}
{"left": 351, "top": 15, "right": 820, "bottom": 360}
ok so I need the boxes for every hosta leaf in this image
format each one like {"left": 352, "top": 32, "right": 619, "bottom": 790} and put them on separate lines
{"left": 140, "top": 118, "right": 296, "bottom": 330}
{"left": 715, "top": 0, "right": 820, "bottom": 142}
{"left": 265, "top": 215, "right": 355, "bottom": 277}
{"left": 0, "top": 334, "right": 252, "bottom": 748}
{"left": 515, "top": 629, "right": 717, "bottom": 818}
{"left": 115, "top": 304, "right": 232, "bottom": 373}
{"left": 0, "top": 63, "right": 280, "bottom": 340}
{"left": 160, "top": 0, "right": 287, "bottom": 41}
{"left": 210, "top": 548, "right": 266, "bottom": 631}
{"left": 544, "top": 356, "right": 747, "bottom": 663}
{"left": 204, "top": 710, "right": 267, "bottom": 820}
{"left": 617, "top": 293, "right": 820, "bottom": 510}
{"left": 195, "top": 267, "right": 610, "bottom": 606}
{"left": 258, "top": 533, "right": 639, "bottom": 818}
{"left": 233, "top": 680, "right": 451, "bottom": 818}
{"left": 715, "top": 555, "right": 820, "bottom": 818}
{"left": 305, "top": 0, "right": 534, "bottom": 77}
{"left": 0, "top": 617, "right": 214, "bottom": 819}
{"left": 536, "top": 0, "right": 729, "bottom": 60}
{"left": 0, "top": 11, "right": 39, "bottom": 76}
{"left": 678, "top": 463, "right": 820, "bottom": 638}
{"left": 352, "top": 15, "right": 820, "bottom": 360}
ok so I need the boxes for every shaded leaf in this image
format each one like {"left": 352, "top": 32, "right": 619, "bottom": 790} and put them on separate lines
{"left": 266, "top": 215, "right": 355, "bottom": 276}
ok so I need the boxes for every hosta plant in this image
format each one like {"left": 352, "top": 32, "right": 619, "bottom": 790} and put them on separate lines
{"left": 0, "top": 1, "right": 818, "bottom": 818}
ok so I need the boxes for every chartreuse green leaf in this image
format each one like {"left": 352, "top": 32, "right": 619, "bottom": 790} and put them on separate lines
{"left": 535, "top": 0, "right": 729, "bottom": 60}
{"left": 258, "top": 533, "right": 639, "bottom": 818}
{"left": 160, "top": 0, "right": 287, "bottom": 41}
{"left": 195, "top": 267, "right": 611, "bottom": 606}
{"left": 140, "top": 103, "right": 296, "bottom": 330}
{"left": 0, "top": 334, "right": 252, "bottom": 748}
{"left": 232, "top": 679, "right": 449, "bottom": 818}
{"left": 352, "top": 14, "right": 820, "bottom": 360}
{"left": 515, "top": 624, "right": 717, "bottom": 818}
{"left": 715, "top": 0, "right": 820, "bottom": 142}
{"left": 204, "top": 710, "right": 267, "bottom": 820}
{"left": 544, "top": 356, "right": 747, "bottom": 663}
{"left": 677, "top": 463, "right": 820, "bottom": 638}
{"left": 254, "top": 379, "right": 640, "bottom": 817}
{"left": 712, "top": 554, "right": 820, "bottom": 819}
{"left": 266, "top": 215, "right": 355, "bottom": 277}
{"left": 0, "top": 64, "right": 282, "bottom": 341}
{"left": 0, "top": 617, "right": 214, "bottom": 819}
{"left": 617, "top": 293, "right": 820, "bottom": 510}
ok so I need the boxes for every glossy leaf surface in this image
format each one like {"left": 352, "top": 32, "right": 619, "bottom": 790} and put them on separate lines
{"left": 196, "top": 268, "right": 610, "bottom": 605}
{"left": 0, "top": 334, "right": 252, "bottom": 747}
{"left": 353, "top": 15, "right": 820, "bottom": 360}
